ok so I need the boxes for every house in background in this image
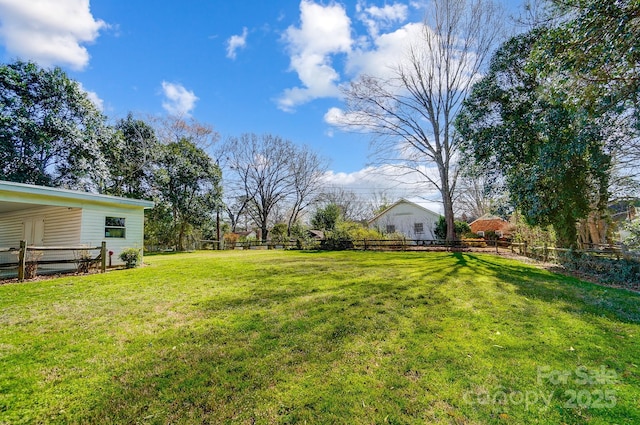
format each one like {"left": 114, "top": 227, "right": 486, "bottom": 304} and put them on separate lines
{"left": 469, "top": 214, "right": 513, "bottom": 239}
{"left": 0, "top": 180, "right": 154, "bottom": 265}
{"left": 368, "top": 198, "right": 441, "bottom": 240}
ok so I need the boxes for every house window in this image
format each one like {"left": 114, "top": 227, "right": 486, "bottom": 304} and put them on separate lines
{"left": 414, "top": 222, "right": 424, "bottom": 234}
{"left": 105, "top": 217, "right": 126, "bottom": 238}
{"left": 477, "top": 231, "right": 485, "bottom": 237}
{"left": 386, "top": 224, "right": 396, "bottom": 234}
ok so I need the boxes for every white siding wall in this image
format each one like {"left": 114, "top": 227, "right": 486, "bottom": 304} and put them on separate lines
{"left": 0, "top": 206, "right": 81, "bottom": 247}
{"left": 80, "top": 207, "right": 145, "bottom": 266}
{"left": 370, "top": 202, "right": 439, "bottom": 240}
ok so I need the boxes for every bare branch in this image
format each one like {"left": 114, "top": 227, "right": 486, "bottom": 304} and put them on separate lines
{"left": 339, "top": 0, "right": 504, "bottom": 240}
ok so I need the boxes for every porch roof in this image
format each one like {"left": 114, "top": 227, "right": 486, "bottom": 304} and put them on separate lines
{"left": 0, "top": 180, "right": 154, "bottom": 212}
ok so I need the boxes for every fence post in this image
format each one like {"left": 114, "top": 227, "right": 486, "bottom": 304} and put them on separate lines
{"left": 18, "top": 240, "right": 26, "bottom": 282}
{"left": 101, "top": 241, "right": 107, "bottom": 273}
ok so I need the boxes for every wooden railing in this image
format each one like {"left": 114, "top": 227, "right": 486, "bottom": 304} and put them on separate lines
{"left": 1, "top": 241, "right": 107, "bottom": 281}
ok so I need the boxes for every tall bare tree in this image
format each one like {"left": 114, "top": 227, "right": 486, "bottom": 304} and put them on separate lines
{"left": 152, "top": 115, "right": 219, "bottom": 150}
{"left": 315, "top": 188, "right": 372, "bottom": 222}
{"left": 221, "top": 134, "right": 328, "bottom": 240}
{"left": 339, "top": 0, "right": 503, "bottom": 240}
{"left": 222, "top": 134, "right": 293, "bottom": 242}
{"left": 287, "top": 146, "right": 328, "bottom": 236}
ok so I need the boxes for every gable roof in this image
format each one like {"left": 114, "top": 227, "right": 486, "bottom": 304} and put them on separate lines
{"left": 368, "top": 198, "right": 442, "bottom": 224}
{"left": 469, "top": 214, "right": 511, "bottom": 232}
{"left": 0, "top": 180, "right": 155, "bottom": 212}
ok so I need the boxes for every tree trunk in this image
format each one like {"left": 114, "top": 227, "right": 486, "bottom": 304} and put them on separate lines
{"left": 440, "top": 168, "right": 456, "bottom": 241}
{"left": 443, "top": 195, "right": 456, "bottom": 241}
{"left": 178, "top": 222, "right": 186, "bottom": 251}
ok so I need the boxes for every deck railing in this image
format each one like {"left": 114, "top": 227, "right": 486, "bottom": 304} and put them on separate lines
{"left": 0, "top": 241, "right": 106, "bottom": 281}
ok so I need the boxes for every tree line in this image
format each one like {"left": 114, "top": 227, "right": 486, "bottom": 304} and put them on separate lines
{"left": 0, "top": 60, "right": 350, "bottom": 249}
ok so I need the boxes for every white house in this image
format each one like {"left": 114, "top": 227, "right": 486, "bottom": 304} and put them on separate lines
{"left": 368, "top": 198, "right": 441, "bottom": 240}
{"left": 0, "top": 180, "right": 154, "bottom": 266}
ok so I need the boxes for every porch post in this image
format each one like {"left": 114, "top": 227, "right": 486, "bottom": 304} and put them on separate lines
{"left": 101, "top": 241, "right": 107, "bottom": 273}
{"left": 18, "top": 240, "right": 26, "bottom": 282}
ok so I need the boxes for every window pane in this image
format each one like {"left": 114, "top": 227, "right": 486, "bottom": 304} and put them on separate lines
{"left": 105, "top": 217, "right": 126, "bottom": 227}
{"left": 414, "top": 223, "right": 424, "bottom": 233}
{"left": 105, "top": 227, "right": 126, "bottom": 238}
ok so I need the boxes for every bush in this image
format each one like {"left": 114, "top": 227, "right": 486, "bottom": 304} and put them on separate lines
{"left": 462, "top": 238, "right": 487, "bottom": 248}
{"left": 322, "top": 226, "right": 354, "bottom": 250}
{"left": 119, "top": 248, "right": 141, "bottom": 269}
{"left": 434, "top": 216, "right": 471, "bottom": 239}
{"left": 239, "top": 236, "right": 257, "bottom": 249}
{"left": 270, "top": 223, "right": 288, "bottom": 244}
{"left": 557, "top": 250, "right": 640, "bottom": 290}
{"left": 320, "top": 221, "right": 387, "bottom": 250}
{"left": 223, "top": 232, "right": 239, "bottom": 249}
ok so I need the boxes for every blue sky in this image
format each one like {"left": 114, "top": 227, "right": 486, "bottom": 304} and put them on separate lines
{"left": 0, "top": 0, "right": 524, "bottom": 207}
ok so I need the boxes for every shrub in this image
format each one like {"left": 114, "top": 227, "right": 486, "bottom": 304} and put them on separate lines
{"left": 239, "top": 236, "right": 257, "bottom": 249}
{"left": 119, "top": 248, "right": 141, "bottom": 269}
{"left": 322, "top": 226, "right": 354, "bottom": 250}
{"left": 320, "top": 221, "right": 386, "bottom": 250}
{"left": 223, "top": 232, "right": 239, "bottom": 249}
{"left": 270, "top": 223, "right": 288, "bottom": 244}
{"left": 24, "top": 250, "right": 43, "bottom": 279}
{"left": 434, "top": 216, "right": 471, "bottom": 239}
{"left": 557, "top": 250, "right": 640, "bottom": 290}
{"left": 462, "top": 238, "right": 487, "bottom": 248}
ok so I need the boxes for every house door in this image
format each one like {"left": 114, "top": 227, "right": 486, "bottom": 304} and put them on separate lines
{"left": 23, "top": 216, "right": 45, "bottom": 246}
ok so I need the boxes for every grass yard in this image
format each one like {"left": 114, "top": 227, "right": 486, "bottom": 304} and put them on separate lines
{"left": 0, "top": 250, "right": 639, "bottom": 424}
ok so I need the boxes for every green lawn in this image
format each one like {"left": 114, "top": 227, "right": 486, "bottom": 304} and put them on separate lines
{"left": 1, "top": 250, "right": 638, "bottom": 424}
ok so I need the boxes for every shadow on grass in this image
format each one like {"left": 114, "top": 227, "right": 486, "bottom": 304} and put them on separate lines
{"left": 454, "top": 252, "right": 640, "bottom": 324}
{"left": 73, "top": 251, "right": 640, "bottom": 424}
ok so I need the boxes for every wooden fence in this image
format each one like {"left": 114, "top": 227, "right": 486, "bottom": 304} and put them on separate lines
{"left": 198, "top": 238, "right": 509, "bottom": 252}
{"left": 198, "top": 237, "right": 638, "bottom": 264}
{"left": 510, "top": 242, "right": 639, "bottom": 263}
{"left": 0, "top": 241, "right": 106, "bottom": 281}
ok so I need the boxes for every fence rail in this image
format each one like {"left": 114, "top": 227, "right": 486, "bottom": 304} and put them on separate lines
{"left": 198, "top": 237, "right": 638, "bottom": 263}
{"left": 0, "top": 241, "right": 106, "bottom": 281}
{"left": 199, "top": 238, "right": 511, "bottom": 252}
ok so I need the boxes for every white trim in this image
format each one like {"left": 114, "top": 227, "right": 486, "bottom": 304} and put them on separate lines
{"left": 0, "top": 180, "right": 154, "bottom": 209}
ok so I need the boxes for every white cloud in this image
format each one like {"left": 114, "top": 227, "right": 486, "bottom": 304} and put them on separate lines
{"left": 161, "top": 81, "right": 198, "bottom": 116}
{"left": 323, "top": 106, "right": 379, "bottom": 132}
{"left": 279, "top": 1, "right": 427, "bottom": 111}
{"left": 0, "top": 0, "right": 106, "bottom": 70}
{"left": 77, "top": 82, "right": 104, "bottom": 111}
{"left": 278, "top": 0, "right": 352, "bottom": 111}
{"left": 346, "top": 21, "right": 423, "bottom": 79}
{"left": 324, "top": 107, "right": 345, "bottom": 126}
{"left": 322, "top": 165, "right": 443, "bottom": 214}
{"left": 356, "top": 1, "right": 408, "bottom": 38}
{"left": 226, "top": 27, "right": 248, "bottom": 60}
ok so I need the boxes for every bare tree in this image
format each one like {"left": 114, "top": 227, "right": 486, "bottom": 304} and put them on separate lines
{"left": 454, "top": 173, "right": 495, "bottom": 221}
{"left": 151, "top": 114, "right": 219, "bottom": 150}
{"left": 223, "top": 134, "right": 294, "bottom": 242}
{"left": 315, "top": 188, "right": 372, "bottom": 222}
{"left": 339, "top": 0, "right": 503, "bottom": 240}
{"left": 287, "top": 146, "right": 328, "bottom": 236}
{"left": 224, "top": 195, "right": 251, "bottom": 232}
{"left": 221, "top": 134, "right": 328, "bottom": 240}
